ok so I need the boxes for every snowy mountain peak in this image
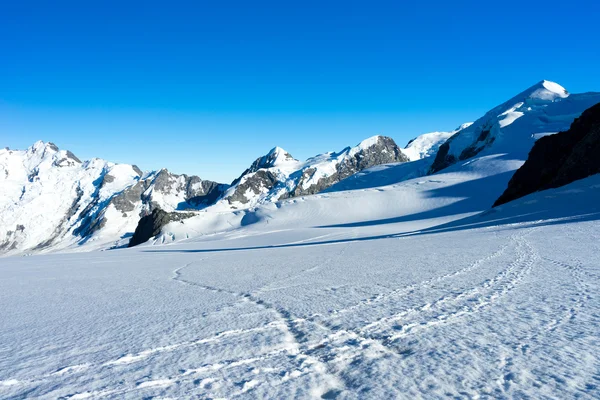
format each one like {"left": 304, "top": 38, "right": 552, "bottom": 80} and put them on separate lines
{"left": 527, "top": 80, "right": 569, "bottom": 101}
{"left": 17, "top": 140, "right": 82, "bottom": 171}
{"left": 264, "top": 146, "right": 297, "bottom": 167}
{"left": 429, "top": 80, "right": 600, "bottom": 174}
{"left": 29, "top": 140, "right": 58, "bottom": 153}
{"left": 253, "top": 146, "right": 297, "bottom": 170}
{"left": 25, "top": 141, "right": 60, "bottom": 160}
{"left": 356, "top": 135, "right": 384, "bottom": 150}
{"left": 230, "top": 147, "right": 298, "bottom": 188}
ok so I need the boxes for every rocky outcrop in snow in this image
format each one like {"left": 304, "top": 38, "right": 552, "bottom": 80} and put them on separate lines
{"left": 128, "top": 208, "right": 195, "bottom": 247}
{"left": 494, "top": 102, "right": 600, "bottom": 206}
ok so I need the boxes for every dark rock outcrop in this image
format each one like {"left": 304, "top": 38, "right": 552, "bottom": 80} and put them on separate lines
{"left": 132, "top": 164, "right": 143, "bottom": 176}
{"left": 128, "top": 208, "right": 195, "bottom": 247}
{"left": 494, "top": 102, "right": 600, "bottom": 207}
{"left": 110, "top": 181, "right": 146, "bottom": 213}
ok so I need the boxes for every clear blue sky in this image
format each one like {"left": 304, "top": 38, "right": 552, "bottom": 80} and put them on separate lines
{"left": 2, "top": 0, "right": 599, "bottom": 183}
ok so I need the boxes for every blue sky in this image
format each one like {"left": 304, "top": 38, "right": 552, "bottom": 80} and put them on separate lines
{"left": 2, "top": 0, "right": 599, "bottom": 183}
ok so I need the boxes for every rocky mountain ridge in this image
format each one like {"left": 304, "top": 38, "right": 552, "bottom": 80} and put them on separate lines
{"left": 1, "top": 135, "right": 410, "bottom": 254}
{"left": 219, "top": 135, "right": 409, "bottom": 207}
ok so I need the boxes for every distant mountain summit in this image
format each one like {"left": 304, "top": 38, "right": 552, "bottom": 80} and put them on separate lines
{"left": 217, "top": 135, "right": 408, "bottom": 207}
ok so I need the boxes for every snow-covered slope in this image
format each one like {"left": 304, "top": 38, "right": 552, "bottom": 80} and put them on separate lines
{"left": 215, "top": 135, "right": 409, "bottom": 209}
{"left": 430, "top": 80, "right": 600, "bottom": 173}
{"left": 0, "top": 142, "right": 226, "bottom": 255}
{"left": 1, "top": 164, "right": 599, "bottom": 399}
{"left": 402, "top": 122, "right": 472, "bottom": 161}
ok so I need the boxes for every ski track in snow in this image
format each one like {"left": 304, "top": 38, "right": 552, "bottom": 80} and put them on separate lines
{"left": 1, "top": 224, "right": 600, "bottom": 399}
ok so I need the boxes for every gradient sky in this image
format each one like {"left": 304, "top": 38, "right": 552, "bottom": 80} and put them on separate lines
{"left": 2, "top": 0, "right": 599, "bottom": 183}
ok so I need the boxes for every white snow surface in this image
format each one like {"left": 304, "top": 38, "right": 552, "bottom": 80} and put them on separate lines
{"left": 1, "top": 168, "right": 599, "bottom": 399}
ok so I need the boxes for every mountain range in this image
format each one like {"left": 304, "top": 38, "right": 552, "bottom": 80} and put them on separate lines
{"left": 2, "top": 80, "right": 600, "bottom": 255}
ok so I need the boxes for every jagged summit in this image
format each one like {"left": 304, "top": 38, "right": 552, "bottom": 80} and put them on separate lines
{"left": 28, "top": 140, "right": 59, "bottom": 153}
{"left": 259, "top": 146, "right": 298, "bottom": 168}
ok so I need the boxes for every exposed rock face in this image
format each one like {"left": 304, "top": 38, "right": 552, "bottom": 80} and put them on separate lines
{"left": 224, "top": 136, "right": 408, "bottom": 205}
{"left": 128, "top": 208, "right": 195, "bottom": 247}
{"left": 109, "top": 181, "right": 146, "bottom": 213}
{"left": 227, "top": 170, "right": 279, "bottom": 204}
{"left": 494, "top": 102, "right": 600, "bottom": 207}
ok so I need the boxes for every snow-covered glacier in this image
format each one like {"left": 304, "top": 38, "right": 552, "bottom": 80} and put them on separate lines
{"left": 1, "top": 169, "right": 599, "bottom": 399}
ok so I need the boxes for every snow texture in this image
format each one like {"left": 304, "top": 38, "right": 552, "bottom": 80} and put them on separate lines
{"left": 1, "top": 170, "right": 599, "bottom": 399}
